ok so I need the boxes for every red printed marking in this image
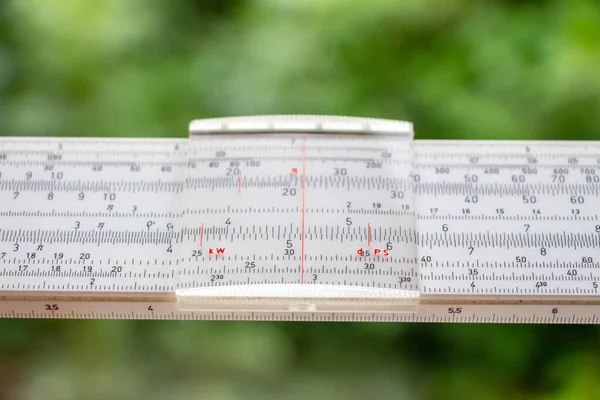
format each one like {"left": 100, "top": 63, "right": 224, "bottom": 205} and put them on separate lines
{"left": 356, "top": 248, "right": 390, "bottom": 256}
{"left": 292, "top": 167, "right": 298, "bottom": 174}
{"left": 199, "top": 223, "right": 204, "bottom": 246}
{"left": 368, "top": 223, "right": 371, "bottom": 247}
{"left": 301, "top": 135, "right": 306, "bottom": 284}
{"left": 208, "top": 247, "right": 226, "bottom": 255}
{"left": 238, "top": 170, "right": 242, "bottom": 193}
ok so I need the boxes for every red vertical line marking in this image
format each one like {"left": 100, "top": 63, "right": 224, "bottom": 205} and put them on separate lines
{"left": 238, "top": 170, "right": 242, "bottom": 193}
{"left": 199, "top": 223, "right": 204, "bottom": 246}
{"left": 301, "top": 135, "right": 307, "bottom": 284}
{"left": 368, "top": 223, "right": 371, "bottom": 247}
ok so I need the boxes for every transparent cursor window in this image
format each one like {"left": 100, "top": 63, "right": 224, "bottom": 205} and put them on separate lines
{"left": 176, "top": 115, "right": 419, "bottom": 313}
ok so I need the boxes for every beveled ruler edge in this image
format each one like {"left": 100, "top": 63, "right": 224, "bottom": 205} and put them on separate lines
{"left": 2, "top": 299, "right": 600, "bottom": 323}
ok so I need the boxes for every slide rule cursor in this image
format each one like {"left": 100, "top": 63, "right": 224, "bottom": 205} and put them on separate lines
{"left": 177, "top": 115, "right": 420, "bottom": 313}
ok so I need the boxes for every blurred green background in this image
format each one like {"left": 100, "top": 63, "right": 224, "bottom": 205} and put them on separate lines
{"left": 1, "top": 0, "right": 600, "bottom": 399}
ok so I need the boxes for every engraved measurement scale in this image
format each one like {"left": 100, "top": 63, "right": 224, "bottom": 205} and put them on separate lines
{"left": 0, "top": 115, "right": 599, "bottom": 323}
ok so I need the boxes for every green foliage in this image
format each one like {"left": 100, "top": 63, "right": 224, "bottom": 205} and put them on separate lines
{"left": 0, "top": 0, "right": 599, "bottom": 399}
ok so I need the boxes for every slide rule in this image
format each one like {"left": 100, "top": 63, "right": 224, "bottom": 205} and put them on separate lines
{"left": 0, "top": 115, "right": 598, "bottom": 323}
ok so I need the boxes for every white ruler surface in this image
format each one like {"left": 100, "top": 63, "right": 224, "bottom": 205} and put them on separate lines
{"left": 0, "top": 115, "right": 599, "bottom": 323}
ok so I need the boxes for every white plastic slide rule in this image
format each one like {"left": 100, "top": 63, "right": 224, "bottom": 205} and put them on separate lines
{"left": 0, "top": 115, "right": 598, "bottom": 323}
